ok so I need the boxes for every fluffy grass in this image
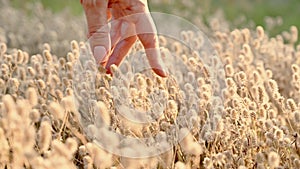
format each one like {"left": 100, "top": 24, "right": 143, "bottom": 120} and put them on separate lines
{"left": 1, "top": 0, "right": 300, "bottom": 169}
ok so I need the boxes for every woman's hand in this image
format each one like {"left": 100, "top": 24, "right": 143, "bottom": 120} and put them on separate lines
{"left": 81, "top": 0, "right": 168, "bottom": 77}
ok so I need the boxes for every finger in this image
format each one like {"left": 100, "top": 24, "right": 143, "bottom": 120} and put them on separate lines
{"left": 110, "top": 19, "right": 122, "bottom": 51}
{"left": 81, "top": 0, "right": 108, "bottom": 39}
{"left": 106, "top": 19, "right": 137, "bottom": 74}
{"left": 107, "top": 9, "right": 112, "bottom": 21}
{"left": 135, "top": 13, "right": 168, "bottom": 77}
{"left": 81, "top": 0, "right": 110, "bottom": 66}
{"left": 105, "top": 35, "right": 137, "bottom": 75}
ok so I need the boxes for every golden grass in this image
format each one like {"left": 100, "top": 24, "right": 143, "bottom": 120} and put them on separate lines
{"left": 1, "top": 1, "right": 300, "bottom": 169}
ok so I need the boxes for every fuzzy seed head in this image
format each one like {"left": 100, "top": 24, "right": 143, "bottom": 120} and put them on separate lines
{"left": 29, "top": 109, "right": 41, "bottom": 123}
{"left": 293, "top": 73, "right": 299, "bottom": 82}
{"left": 184, "top": 83, "right": 194, "bottom": 91}
{"left": 110, "top": 64, "right": 119, "bottom": 75}
{"left": 171, "top": 42, "right": 182, "bottom": 54}
{"left": 26, "top": 87, "right": 38, "bottom": 107}
{"left": 67, "top": 52, "right": 75, "bottom": 62}
{"left": 265, "top": 69, "right": 273, "bottom": 78}
{"left": 38, "top": 120, "right": 52, "bottom": 153}
{"left": 27, "top": 67, "right": 36, "bottom": 76}
{"left": 66, "top": 88, "right": 74, "bottom": 96}
{"left": 16, "top": 50, "right": 24, "bottom": 64}
{"left": 65, "top": 137, "right": 78, "bottom": 155}
{"left": 180, "top": 31, "right": 189, "bottom": 42}
{"left": 83, "top": 155, "right": 93, "bottom": 169}
{"left": 37, "top": 79, "right": 46, "bottom": 89}
{"left": 61, "top": 96, "right": 76, "bottom": 112}
{"left": 159, "top": 35, "right": 167, "bottom": 46}
{"left": 137, "top": 76, "right": 146, "bottom": 89}
{"left": 292, "top": 64, "right": 299, "bottom": 73}
{"left": 43, "top": 43, "right": 51, "bottom": 51}
{"left": 0, "top": 42, "right": 7, "bottom": 55}
{"left": 79, "top": 145, "right": 87, "bottom": 156}
{"left": 203, "top": 157, "right": 213, "bottom": 169}
{"left": 71, "top": 40, "right": 79, "bottom": 51}
{"left": 51, "top": 139, "right": 72, "bottom": 159}
{"left": 48, "top": 102, "right": 64, "bottom": 120}
{"left": 294, "top": 111, "right": 300, "bottom": 123}
{"left": 167, "top": 100, "right": 177, "bottom": 110}
{"left": 287, "top": 98, "right": 297, "bottom": 112}
{"left": 256, "top": 26, "right": 265, "bottom": 40}
{"left": 294, "top": 159, "right": 300, "bottom": 168}
{"left": 43, "top": 50, "right": 52, "bottom": 62}
{"left": 274, "top": 128, "right": 284, "bottom": 140}
{"left": 290, "top": 25, "right": 298, "bottom": 43}
{"left": 256, "top": 152, "right": 266, "bottom": 163}
{"left": 268, "top": 151, "right": 280, "bottom": 168}
{"left": 66, "top": 62, "right": 73, "bottom": 72}
{"left": 226, "top": 78, "right": 235, "bottom": 87}
{"left": 2, "top": 94, "right": 16, "bottom": 114}
{"left": 96, "top": 101, "right": 111, "bottom": 126}
{"left": 225, "top": 64, "right": 234, "bottom": 77}
{"left": 55, "top": 89, "right": 64, "bottom": 101}
{"left": 174, "top": 161, "right": 186, "bottom": 169}
{"left": 59, "top": 57, "right": 66, "bottom": 67}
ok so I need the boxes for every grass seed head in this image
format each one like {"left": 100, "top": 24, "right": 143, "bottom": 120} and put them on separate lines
{"left": 67, "top": 52, "right": 75, "bottom": 62}
{"left": 65, "top": 137, "right": 78, "bottom": 156}
{"left": 29, "top": 109, "right": 41, "bottom": 123}
{"left": 95, "top": 101, "right": 111, "bottom": 126}
{"left": 16, "top": 50, "right": 24, "bottom": 64}
{"left": 48, "top": 102, "right": 64, "bottom": 120}
{"left": 256, "top": 26, "right": 265, "bottom": 40}
{"left": 290, "top": 25, "right": 298, "bottom": 43}
{"left": 43, "top": 50, "right": 52, "bottom": 62}
{"left": 70, "top": 40, "right": 79, "bottom": 51}
{"left": 51, "top": 139, "right": 72, "bottom": 159}
{"left": 0, "top": 42, "right": 7, "bottom": 55}
{"left": 287, "top": 98, "right": 297, "bottom": 112}
{"left": 38, "top": 120, "right": 52, "bottom": 153}
{"left": 268, "top": 151, "right": 280, "bottom": 168}
{"left": 174, "top": 161, "right": 186, "bottom": 169}
{"left": 26, "top": 87, "right": 38, "bottom": 107}
{"left": 43, "top": 43, "right": 51, "bottom": 51}
{"left": 83, "top": 155, "right": 93, "bottom": 169}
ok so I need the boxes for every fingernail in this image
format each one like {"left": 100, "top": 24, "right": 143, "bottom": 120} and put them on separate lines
{"left": 153, "top": 64, "right": 169, "bottom": 77}
{"left": 153, "top": 68, "right": 168, "bottom": 77}
{"left": 94, "top": 46, "right": 107, "bottom": 64}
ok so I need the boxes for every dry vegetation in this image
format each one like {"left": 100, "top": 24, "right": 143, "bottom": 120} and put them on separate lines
{"left": 1, "top": 1, "right": 300, "bottom": 169}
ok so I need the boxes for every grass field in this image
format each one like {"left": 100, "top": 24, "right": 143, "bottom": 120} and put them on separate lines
{"left": 2, "top": 0, "right": 300, "bottom": 168}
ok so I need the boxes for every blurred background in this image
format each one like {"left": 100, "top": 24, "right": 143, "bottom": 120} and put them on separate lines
{"left": 2, "top": 0, "right": 299, "bottom": 55}
{"left": 10, "top": 0, "right": 300, "bottom": 38}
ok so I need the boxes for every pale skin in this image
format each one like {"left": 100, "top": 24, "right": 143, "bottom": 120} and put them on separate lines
{"left": 81, "top": 0, "right": 168, "bottom": 77}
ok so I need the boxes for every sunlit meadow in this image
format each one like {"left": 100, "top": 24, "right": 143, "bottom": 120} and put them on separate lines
{"left": 1, "top": 0, "right": 300, "bottom": 168}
